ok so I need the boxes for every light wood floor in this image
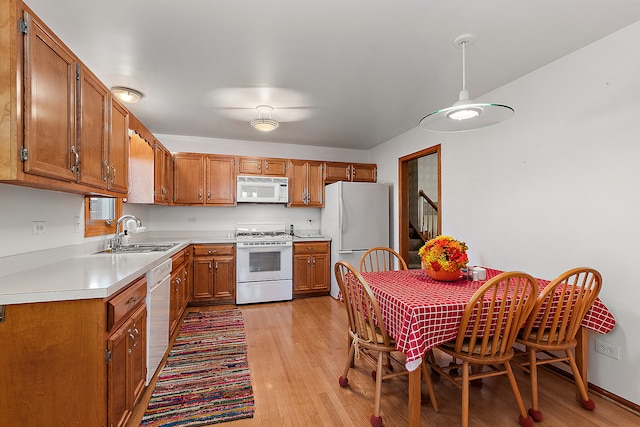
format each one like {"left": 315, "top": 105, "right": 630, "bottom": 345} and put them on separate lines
{"left": 129, "top": 296, "right": 639, "bottom": 426}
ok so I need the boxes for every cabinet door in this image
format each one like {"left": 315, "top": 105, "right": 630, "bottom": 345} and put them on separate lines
{"left": 181, "top": 261, "right": 191, "bottom": 311}
{"left": 212, "top": 255, "right": 235, "bottom": 299}
{"left": 263, "top": 158, "right": 287, "bottom": 176}
{"left": 324, "top": 162, "right": 351, "bottom": 184}
{"left": 293, "top": 254, "right": 311, "bottom": 293}
{"left": 77, "top": 65, "right": 108, "bottom": 189}
{"left": 306, "top": 161, "right": 325, "bottom": 207}
{"left": 192, "top": 256, "right": 215, "bottom": 299}
{"left": 108, "top": 99, "right": 129, "bottom": 193}
{"left": 129, "top": 305, "right": 146, "bottom": 408}
{"left": 23, "top": 12, "right": 77, "bottom": 182}
{"left": 288, "top": 160, "right": 308, "bottom": 207}
{"left": 154, "top": 143, "right": 172, "bottom": 204}
{"left": 352, "top": 163, "right": 377, "bottom": 182}
{"left": 310, "top": 252, "right": 330, "bottom": 291}
{"left": 173, "top": 153, "right": 204, "bottom": 204}
{"left": 205, "top": 155, "right": 236, "bottom": 205}
{"left": 107, "top": 318, "right": 131, "bottom": 427}
{"left": 238, "top": 157, "right": 262, "bottom": 175}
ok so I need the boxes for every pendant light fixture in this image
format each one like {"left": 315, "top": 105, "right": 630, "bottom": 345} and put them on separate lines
{"left": 419, "top": 34, "right": 513, "bottom": 132}
{"left": 250, "top": 105, "right": 280, "bottom": 132}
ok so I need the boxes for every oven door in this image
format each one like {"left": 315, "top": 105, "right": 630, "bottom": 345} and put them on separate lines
{"left": 236, "top": 243, "right": 292, "bottom": 283}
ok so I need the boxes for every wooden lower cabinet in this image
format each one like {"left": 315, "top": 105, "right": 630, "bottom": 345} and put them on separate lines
{"left": 170, "top": 247, "right": 192, "bottom": 336}
{"left": 107, "top": 303, "right": 147, "bottom": 427}
{"left": 0, "top": 275, "right": 147, "bottom": 427}
{"left": 192, "top": 244, "right": 236, "bottom": 304}
{"left": 293, "top": 241, "right": 330, "bottom": 296}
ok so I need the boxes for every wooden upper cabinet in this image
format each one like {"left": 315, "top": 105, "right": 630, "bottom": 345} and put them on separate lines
{"left": 288, "top": 159, "right": 324, "bottom": 207}
{"left": 107, "top": 99, "right": 129, "bottom": 193}
{"left": 351, "top": 163, "right": 377, "bottom": 183}
{"left": 238, "top": 157, "right": 287, "bottom": 176}
{"left": 22, "top": 11, "right": 77, "bottom": 182}
{"left": 154, "top": 142, "right": 172, "bottom": 204}
{"left": 324, "top": 162, "right": 351, "bottom": 184}
{"left": 173, "top": 153, "right": 204, "bottom": 204}
{"left": 173, "top": 153, "right": 236, "bottom": 205}
{"left": 77, "top": 65, "right": 109, "bottom": 189}
{"left": 77, "top": 65, "right": 131, "bottom": 194}
{"left": 205, "top": 155, "right": 236, "bottom": 205}
{"left": 324, "top": 161, "right": 377, "bottom": 184}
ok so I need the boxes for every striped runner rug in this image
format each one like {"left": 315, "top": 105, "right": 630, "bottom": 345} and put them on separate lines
{"left": 140, "top": 309, "right": 254, "bottom": 426}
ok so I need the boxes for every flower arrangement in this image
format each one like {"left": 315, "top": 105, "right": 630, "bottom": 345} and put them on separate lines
{"left": 418, "top": 235, "right": 469, "bottom": 272}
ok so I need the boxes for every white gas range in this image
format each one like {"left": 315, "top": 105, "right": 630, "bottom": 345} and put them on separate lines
{"left": 235, "top": 222, "right": 293, "bottom": 304}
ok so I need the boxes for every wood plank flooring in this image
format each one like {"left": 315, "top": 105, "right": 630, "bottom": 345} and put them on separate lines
{"left": 128, "top": 296, "right": 639, "bottom": 426}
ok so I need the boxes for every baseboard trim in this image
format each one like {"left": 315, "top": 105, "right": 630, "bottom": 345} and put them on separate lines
{"left": 543, "top": 364, "right": 640, "bottom": 416}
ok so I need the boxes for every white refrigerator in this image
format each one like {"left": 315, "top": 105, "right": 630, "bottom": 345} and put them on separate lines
{"left": 321, "top": 181, "right": 390, "bottom": 298}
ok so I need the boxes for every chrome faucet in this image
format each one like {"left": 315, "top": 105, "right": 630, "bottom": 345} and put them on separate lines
{"left": 111, "top": 215, "right": 143, "bottom": 250}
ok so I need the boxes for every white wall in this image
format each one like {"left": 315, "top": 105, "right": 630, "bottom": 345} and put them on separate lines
{"left": 371, "top": 21, "right": 640, "bottom": 405}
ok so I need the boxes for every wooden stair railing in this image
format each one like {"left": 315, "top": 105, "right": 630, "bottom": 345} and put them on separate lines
{"left": 418, "top": 190, "right": 438, "bottom": 241}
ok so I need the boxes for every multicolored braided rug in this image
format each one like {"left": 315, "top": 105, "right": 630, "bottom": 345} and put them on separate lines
{"left": 140, "top": 309, "right": 254, "bottom": 426}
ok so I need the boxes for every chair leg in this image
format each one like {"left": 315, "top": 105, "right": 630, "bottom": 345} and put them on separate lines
{"left": 339, "top": 341, "right": 356, "bottom": 387}
{"left": 566, "top": 350, "right": 595, "bottom": 411}
{"left": 371, "top": 350, "right": 384, "bottom": 427}
{"left": 421, "top": 359, "right": 439, "bottom": 412}
{"left": 504, "top": 362, "right": 534, "bottom": 427}
{"left": 527, "top": 348, "right": 543, "bottom": 422}
{"left": 461, "top": 361, "right": 470, "bottom": 427}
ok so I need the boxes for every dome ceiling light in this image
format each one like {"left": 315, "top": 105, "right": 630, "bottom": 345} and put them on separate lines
{"left": 110, "top": 86, "right": 144, "bottom": 103}
{"left": 250, "top": 105, "right": 280, "bottom": 132}
{"left": 419, "top": 34, "right": 514, "bottom": 132}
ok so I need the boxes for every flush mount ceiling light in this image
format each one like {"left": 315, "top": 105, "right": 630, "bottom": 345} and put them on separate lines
{"left": 250, "top": 105, "right": 280, "bottom": 132}
{"left": 419, "top": 34, "right": 514, "bottom": 132}
{"left": 110, "top": 86, "right": 144, "bottom": 103}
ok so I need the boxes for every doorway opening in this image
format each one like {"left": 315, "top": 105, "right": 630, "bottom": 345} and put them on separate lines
{"left": 398, "top": 145, "right": 441, "bottom": 268}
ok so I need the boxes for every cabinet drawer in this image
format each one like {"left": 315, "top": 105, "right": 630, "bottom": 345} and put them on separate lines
{"left": 107, "top": 276, "right": 147, "bottom": 332}
{"left": 172, "top": 248, "right": 187, "bottom": 267}
{"left": 294, "top": 241, "right": 329, "bottom": 254}
{"left": 193, "top": 244, "right": 234, "bottom": 257}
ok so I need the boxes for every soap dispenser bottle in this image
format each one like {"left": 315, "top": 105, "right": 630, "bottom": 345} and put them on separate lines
{"left": 121, "top": 230, "right": 130, "bottom": 246}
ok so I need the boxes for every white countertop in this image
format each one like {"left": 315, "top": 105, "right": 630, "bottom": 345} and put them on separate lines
{"left": 0, "top": 234, "right": 329, "bottom": 305}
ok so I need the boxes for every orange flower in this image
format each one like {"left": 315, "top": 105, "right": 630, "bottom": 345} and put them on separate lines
{"left": 418, "top": 235, "right": 469, "bottom": 272}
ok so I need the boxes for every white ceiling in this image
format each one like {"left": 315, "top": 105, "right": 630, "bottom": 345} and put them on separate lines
{"left": 23, "top": 0, "right": 640, "bottom": 150}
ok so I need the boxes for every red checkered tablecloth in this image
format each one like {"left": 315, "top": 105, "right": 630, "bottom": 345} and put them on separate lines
{"left": 361, "top": 268, "right": 616, "bottom": 371}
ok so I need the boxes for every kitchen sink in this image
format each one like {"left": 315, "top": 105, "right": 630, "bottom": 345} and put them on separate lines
{"left": 95, "top": 243, "right": 179, "bottom": 254}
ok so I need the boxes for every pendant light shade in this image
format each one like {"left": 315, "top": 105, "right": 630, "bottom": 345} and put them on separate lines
{"left": 419, "top": 34, "right": 514, "bottom": 133}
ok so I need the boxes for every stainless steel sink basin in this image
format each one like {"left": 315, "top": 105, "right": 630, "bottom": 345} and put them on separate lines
{"left": 95, "top": 243, "right": 179, "bottom": 254}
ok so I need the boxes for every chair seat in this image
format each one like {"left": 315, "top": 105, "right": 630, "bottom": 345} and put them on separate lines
{"left": 518, "top": 328, "right": 577, "bottom": 349}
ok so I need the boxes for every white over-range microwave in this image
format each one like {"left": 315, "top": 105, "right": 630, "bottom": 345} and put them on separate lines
{"left": 236, "top": 175, "right": 289, "bottom": 204}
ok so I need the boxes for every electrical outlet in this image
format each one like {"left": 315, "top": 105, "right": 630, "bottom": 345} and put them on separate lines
{"left": 32, "top": 221, "right": 46, "bottom": 235}
{"left": 595, "top": 339, "right": 620, "bottom": 359}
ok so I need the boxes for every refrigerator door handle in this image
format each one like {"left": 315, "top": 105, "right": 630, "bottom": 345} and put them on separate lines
{"left": 337, "top": 184, "right": 343, "bottom": 250}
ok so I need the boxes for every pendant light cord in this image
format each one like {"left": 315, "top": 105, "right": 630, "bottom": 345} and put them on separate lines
{"left": 461, "top": 40, "right": 467, "bottom": 92}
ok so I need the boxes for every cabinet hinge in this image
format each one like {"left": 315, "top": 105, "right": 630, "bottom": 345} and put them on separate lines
{"left": 105, "top": 349, "right": 111, "bottom": 363}
{"left": 19, "top": 18, "right": 28, "bottom": 35}
{"left": 76, "top": 64, "right": 80, "bottom": 81}
{"left": 0, "top": 305, "right": 5, "bottom": 323}
{"left": 20, "top": 146, "right": 28, "bottom": 161}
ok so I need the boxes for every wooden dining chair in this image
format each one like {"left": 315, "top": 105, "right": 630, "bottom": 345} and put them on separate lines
{"left": 334, "top": 261, "right": 438, "bottom": 427}
{"left": 426, "top": 271, "right": 538, "bottom": 427}
{"left": 359, "top": 247, "right": 408, "bottom": 272}
{"left": 514, "top": 267, "right": 602, "bottom": 422}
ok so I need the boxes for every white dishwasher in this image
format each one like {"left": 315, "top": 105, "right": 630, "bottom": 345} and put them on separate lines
{"left": 146, "top": 258, "right": 172, "bottom": 385}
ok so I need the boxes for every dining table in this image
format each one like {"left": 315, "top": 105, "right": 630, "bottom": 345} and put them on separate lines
{"left": 360, "top": 267, "right": 616, "bottom": 427}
